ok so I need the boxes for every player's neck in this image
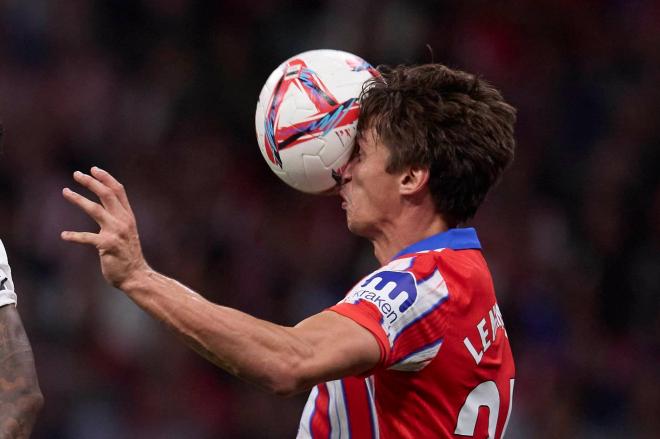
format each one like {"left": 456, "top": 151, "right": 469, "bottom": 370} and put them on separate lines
{"left": 371, "top": 209, "right": 449, "bottom": 266}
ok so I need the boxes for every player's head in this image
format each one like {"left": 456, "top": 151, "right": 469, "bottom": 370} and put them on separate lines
{"left": 353, "top": 64, "right": 516, "bottom": 227}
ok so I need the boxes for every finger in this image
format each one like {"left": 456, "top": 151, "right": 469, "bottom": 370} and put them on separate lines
{"left": 90, "top": 167, "right": 132, "bottom": 212}
{"left": 62, "top": 187, "right": 112, "bottom": 226}
{"left": 73, "top": 171, "right": 124, "bottom": 214}
{"left": 60, "top": 230, "right": 101, "bottom": 246}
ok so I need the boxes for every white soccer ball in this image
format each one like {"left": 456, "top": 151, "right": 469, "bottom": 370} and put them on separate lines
{"left": 255, "top": 49, "right": 378, "bottom": 193}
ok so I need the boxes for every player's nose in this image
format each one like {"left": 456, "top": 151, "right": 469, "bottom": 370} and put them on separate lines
{"left": 332, "top": 161, "right": 353, "bottom": 187}
{"left": 341, "top": 157, "right": 355, "bottom": 183}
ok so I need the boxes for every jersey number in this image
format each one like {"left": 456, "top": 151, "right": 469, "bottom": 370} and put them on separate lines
{"left": 454, "top": 379, "right": 515, "bottom": 438}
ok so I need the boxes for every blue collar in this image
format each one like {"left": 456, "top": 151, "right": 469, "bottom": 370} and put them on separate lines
{"left": 392, "top": 227, "right": 481, "bottom": 260}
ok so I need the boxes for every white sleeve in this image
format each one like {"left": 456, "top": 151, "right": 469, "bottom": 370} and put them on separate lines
{"left": 0, "top": 240, "right": 17, "bottom": 307}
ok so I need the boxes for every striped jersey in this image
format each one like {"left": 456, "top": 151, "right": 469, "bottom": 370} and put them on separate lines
{"left": 297, "top": 228, "right": 515, "bottom": 438}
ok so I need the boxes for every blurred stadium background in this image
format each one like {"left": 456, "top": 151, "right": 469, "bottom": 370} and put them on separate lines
{"left": 1, "top": 0, "right": 659, "bottom": 437}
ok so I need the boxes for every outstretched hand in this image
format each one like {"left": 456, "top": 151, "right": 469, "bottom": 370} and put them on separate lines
{"left": 61, "top": 167, "right": 150, "bottom": 289}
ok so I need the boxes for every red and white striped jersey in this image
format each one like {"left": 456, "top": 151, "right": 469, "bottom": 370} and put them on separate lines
{"left": 297, "top": 228, "right": 515, "bottom": 438}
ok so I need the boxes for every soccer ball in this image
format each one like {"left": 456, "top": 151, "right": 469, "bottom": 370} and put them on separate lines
{"left": 255, "top": 49, "right": 378, "bottom": 193}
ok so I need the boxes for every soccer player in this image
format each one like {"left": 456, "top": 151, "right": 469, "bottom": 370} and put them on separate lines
{"left": 0, "top": 239, "right": 43, "bottom": 438}
{"left": 61, "top": 63, "right": 516, "bottom": 438}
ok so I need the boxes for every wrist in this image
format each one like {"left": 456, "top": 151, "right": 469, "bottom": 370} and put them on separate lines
{"left": 116, "top": 264, "right": 155, "bottom": 293}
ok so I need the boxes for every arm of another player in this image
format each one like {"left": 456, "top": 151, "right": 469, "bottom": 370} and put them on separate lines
{"left": 0, "top": 306, "right": 43, "bottom": 437}
{"left": 61, "top": 168, "right": 381, "bottom": 396}
{"left": 0, "top": 241, "right": 44, "bottom": 438}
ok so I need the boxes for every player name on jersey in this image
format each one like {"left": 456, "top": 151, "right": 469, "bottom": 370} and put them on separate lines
{"left": 463, "top": 302, "right": 507, "bottom": 365}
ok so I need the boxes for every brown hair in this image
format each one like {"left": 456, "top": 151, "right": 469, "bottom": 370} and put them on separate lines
{"left": 357, "top": 64, "right": 516, "bottom": 224}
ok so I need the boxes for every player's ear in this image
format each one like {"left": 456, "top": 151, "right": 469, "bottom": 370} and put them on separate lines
{"left": 399, "top": 166, "right": 429, "bottom": 196}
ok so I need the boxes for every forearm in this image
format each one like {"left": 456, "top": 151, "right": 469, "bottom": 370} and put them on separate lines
{"left": 120, "top": 269, "right": 315, "bottom": 395}
{"left": 61, "top": 168, "right": 381, "bottom": 397}
{"left": 0, "top": 306, "right": 43, "bottom": 438}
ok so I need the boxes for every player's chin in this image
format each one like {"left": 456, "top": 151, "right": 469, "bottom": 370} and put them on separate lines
{"left": 345, "top": 215, "right": 369, "bottom": 237}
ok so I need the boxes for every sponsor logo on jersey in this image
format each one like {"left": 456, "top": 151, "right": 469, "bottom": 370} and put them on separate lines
{"left": 344, "top": 270, "right": 418, "bottom": 324}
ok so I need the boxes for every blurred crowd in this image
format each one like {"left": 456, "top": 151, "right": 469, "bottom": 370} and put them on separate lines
{"left": 0, "top": 0, "right": 658, "bottom": 438}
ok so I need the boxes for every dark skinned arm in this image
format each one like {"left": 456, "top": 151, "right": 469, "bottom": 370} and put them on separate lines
{"left": 0, "top": 305, "right": 43, "bottom": 438}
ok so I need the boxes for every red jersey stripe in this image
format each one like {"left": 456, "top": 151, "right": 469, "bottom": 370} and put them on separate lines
{"left": 310, "top": 383, "right": 331, "bottom": 438}
{"left": 341, "top": 377, "right": 376, "bottom": 438}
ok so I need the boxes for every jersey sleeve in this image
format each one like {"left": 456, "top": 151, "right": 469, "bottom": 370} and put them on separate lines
{"left": 329, "top": 253, "right": 449, "bottom": 372}
{"left": 0, "top": 240, "right": 17, "bottom": 308}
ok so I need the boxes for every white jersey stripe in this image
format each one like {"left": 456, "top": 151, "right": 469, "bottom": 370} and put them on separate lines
{"left": 389, "top": 339, "right": 444, "bottom": 371}
{"left": 297, "top": 386, "right": 319, "bottom": 438}
{"left": 337, "top": 380, "right": 350, "bottom": 438}
{"left": 385, "top": 256, "right": 415, "bottom": 271}
{"left": 388, "top": 269, "right": 449, "bottom": 345}
{"left": 299, "top": 379, "right": 381, "bottom": 439}
{"left": 391, "top": 288, "right": 449, "bottom": 345}
{"left": 327, "top": 380, "right": 339, "bottom": 438}
{"left": 365, "top": 376, "right": 380, "bottom": 439}
{"left": 328, "top": 380, "right": 350, "bottom": 438}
